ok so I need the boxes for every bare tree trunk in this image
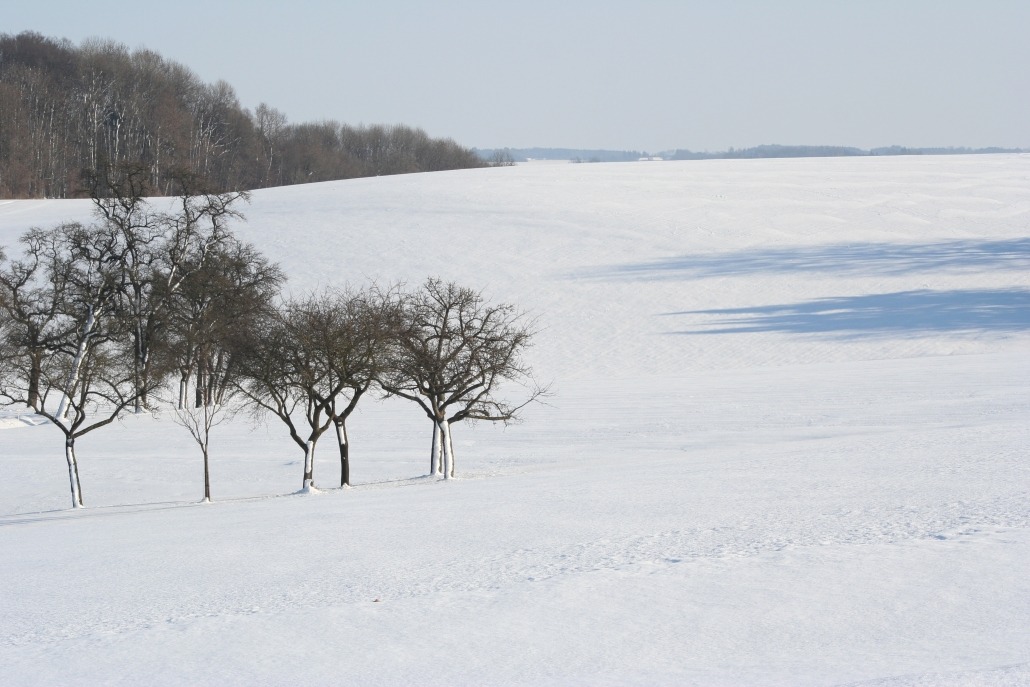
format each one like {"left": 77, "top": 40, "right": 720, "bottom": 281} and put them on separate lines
{"left": 195, "top": 356, "right": 207, "bottom": 408}
{"left": 202, "top": 445, "right": 211, "bottom": 502}
{"left": 28, "top": 351, "right": 43, "bottom": 412}
{"left": 440, "top": 419, "right": 455, "bottom": 480}
{"left": 302, "top": 439, "right": 315, "bottom": 491}
{"left": 133, "top": 326, "right": 144, "bottom": 413}
{"left": 136, "top": 349, "right": 151, "bottom": 413}
{"left": 65, "top": 437, "right": 83, "bottom": 508}
{"left": 57, "top": 307, "right": 96, "bottom": 419}
{"left": 335, "top": 419, "right": 350, "bottom": 487}
{"left": 430, "top": 421, "right": 441, "bottom": 476}
{"left": 446, "top": 424, "right": 456, "bottom": 477}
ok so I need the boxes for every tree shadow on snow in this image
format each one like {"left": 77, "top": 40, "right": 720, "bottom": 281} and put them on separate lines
{"left": 665, "top": 288, "right": 1030, "bottom": 338}
{"left": 579, "top": 238, "right": 1030, "bottom": 281}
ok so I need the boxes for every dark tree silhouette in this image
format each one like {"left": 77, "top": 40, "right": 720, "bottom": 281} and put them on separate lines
{"left": 383, "top": 279, "right": 547, "bottom": 479}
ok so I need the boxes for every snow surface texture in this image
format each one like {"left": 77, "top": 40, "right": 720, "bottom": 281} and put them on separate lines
{"left": 1, "top": 155, "right": 1029, "bottom": 686}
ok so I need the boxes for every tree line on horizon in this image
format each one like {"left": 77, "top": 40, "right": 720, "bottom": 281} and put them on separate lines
{"left": 0, "top": 163, "right": 545, "bottom": 508}
{"left": 666, "top": 143, "right": 1027, "bottom": 160}
{"left": 0, "top": 31, "right": 488, "bottom": 199}
{"left": 477, "top": 143, "right": 1027, "bottom": 164}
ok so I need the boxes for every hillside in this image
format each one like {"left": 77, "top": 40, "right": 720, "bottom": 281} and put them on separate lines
{"left": 1, "top": 155, "right": 1029, "bottom": 685}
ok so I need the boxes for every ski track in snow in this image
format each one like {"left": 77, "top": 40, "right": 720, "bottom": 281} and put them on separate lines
{"left": 4, "top": 500, "right": 1027, "bottom": 650}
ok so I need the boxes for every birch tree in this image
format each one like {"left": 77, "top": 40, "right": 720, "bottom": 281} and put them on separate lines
{"left": 383, "top": 279, "right": 546, "bottom": 479}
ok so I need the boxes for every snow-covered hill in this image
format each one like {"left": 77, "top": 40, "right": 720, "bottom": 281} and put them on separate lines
{"left": 2, "top": 156, "right": 1029, "bottom": 686}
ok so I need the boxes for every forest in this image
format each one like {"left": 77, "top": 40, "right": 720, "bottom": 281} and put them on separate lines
{"left": 0, "top": 31, "right": 487, "bottom": 198}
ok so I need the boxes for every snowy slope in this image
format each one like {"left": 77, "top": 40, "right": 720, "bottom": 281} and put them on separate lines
{"left": 1, "top": 155, "right": 1029, "bottom": 686}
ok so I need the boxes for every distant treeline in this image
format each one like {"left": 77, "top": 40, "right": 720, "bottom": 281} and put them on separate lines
{"left": 479, "top": 144, "right": 1027, "bottom": 164}
{"left": 666, "top": 144, "right": 1027, "bottom": 160}
{"left": 476, "top": 148, "right": 648, "bottom": 163}
{"left": 0, "top": 32, "right": 486, "bottom": 198}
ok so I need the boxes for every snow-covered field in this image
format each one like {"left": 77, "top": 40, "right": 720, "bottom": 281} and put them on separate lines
{"left": 2, "top": 155, "right": 1029, "bottom": 686}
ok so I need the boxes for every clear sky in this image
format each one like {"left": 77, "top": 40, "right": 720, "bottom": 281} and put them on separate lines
{"left": 7, "top": 0, "right": 1030, "bottom": 152}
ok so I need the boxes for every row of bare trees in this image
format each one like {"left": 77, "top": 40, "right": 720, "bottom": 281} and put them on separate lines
{"left": 0, "top": 166, "right": 544, "bottom": 507}
{"left": 235, "top": 279, "right": 546, "bottom": 495}
{"left": 0, "top": 32, "right": 487, "bottom": 198}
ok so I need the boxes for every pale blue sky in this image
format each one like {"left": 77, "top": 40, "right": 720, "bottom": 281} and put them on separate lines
{"left": 7, "top": 0, "right": 1030, "bottom": 152}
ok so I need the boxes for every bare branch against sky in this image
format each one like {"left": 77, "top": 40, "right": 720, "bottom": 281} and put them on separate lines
{"left": 7, "top": 0, "right": 1030, "bottom": 151}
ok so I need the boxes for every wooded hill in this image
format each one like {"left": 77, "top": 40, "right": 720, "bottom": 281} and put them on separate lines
{"left": 0, "top": 32, "right": 487, "bottom": 198}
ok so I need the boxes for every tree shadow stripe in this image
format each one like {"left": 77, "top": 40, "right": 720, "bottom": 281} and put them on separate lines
{"left": 578, "top": 238, "right": 1030, "bottom": 281}
{"left": 663, "top": 288, "right": 1030, "bottom": 338}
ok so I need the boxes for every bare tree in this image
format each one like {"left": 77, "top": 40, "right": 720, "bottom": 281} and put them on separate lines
{"left": 0, "top": 237, "right": 75, "bottom": 410}
{"left": 298, "top": 286, "right": 402, "bottom": 487}
{"left": 383, "top": 279, "right": 546, "bottom": 479}
{"left": 81, "top": 163, "right": 248, "bottom": 412}
{"left": 253, "top": 103, "right": 288, "bottom": 187}
{"left": 234, "top": 286, "right": 399, "bottom": 490}
{"left": 488, "top": 149, "right": 517, "bottom": 167}
{"left": 171, "top": 387, "right": 242, "bottom": 503}
{"left": 234, "top": 303, "right": 333, "bottom": 492}
{"left": 27, "top": 332, "right": 147, "bottom": 508}
{"left": 80, "top": 163, "right": 162, "bottom": 411}
{"left": 0, "top": 222, "right": 161, "bottom": 508}
{"left": 165, "top": 238, "right": 282, "bottom": 502}
{"left": 166, "top": 237, "right": 283, "bottom": 410}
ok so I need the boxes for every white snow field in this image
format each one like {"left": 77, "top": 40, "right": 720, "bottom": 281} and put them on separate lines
{"left": 1, "top": 155, "right": 1029, "bottom": 686}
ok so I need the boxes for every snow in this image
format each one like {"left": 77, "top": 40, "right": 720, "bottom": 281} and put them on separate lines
{"left": 1, "top": 155, "right": 1029, "bottom": 685}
